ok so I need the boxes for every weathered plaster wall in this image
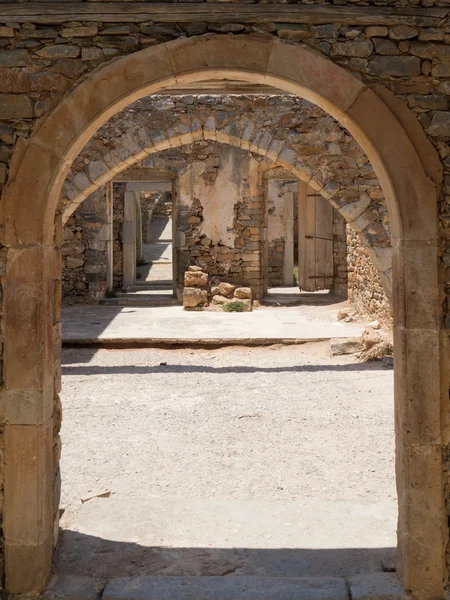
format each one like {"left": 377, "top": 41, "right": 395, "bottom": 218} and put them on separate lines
{"left": 177, "top": 143, "right": 264, "bottom": 294}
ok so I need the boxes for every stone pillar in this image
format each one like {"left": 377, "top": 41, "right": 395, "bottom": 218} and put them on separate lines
{"left": 135, "top": 192, "right": 143, "bottom": 264}
{"left": 123, "top": 190, "right": 136, "bottom": 289}
{"left": 283, "top": 186, "right": 295, "bottom": 286}
{"left": 2, "top": 244, "right": 57, "bottom": 592}
{"left": 106, "top": 182, "right": 114, "bottom": 291}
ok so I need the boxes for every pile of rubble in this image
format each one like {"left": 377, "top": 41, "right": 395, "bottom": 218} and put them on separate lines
{"left": 182, "top": 266, "right": 252, "bottom": 312}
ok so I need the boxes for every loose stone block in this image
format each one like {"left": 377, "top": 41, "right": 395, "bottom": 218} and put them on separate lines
{"left": 234, "top": 287, "right": 252, "bottom": 300}
{"left": 183, "top": 287, "right": 208, "bottom": 308}
{"left": 211, "top": 294, "right": 228, "bottom": 305}
{"left": 184, "top": 271, "right": 208, "bottom": 288}
{"left": 218, "top": 282, "right": 236, "bottom": 297}
{"left": 330, "top": 339, "right": 361, "bottom": 356}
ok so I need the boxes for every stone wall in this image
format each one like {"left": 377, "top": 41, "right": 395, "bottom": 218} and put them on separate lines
{"left": 64, "top": 93, "right": 389, "bottom": 277}
{"left": 0, "top": 13, "right": 448, "bottom": 593}
{"left": 347, "top": 228, "right": 393, "bottom": 324}
{"left": 63, "top": 139, "right": 351, "bottom": 302}
{"left": 62, "top": 187, "right": 109, "bottom": 303}
{"left": 333, "top": 210, "right": 348, "bottom": 298}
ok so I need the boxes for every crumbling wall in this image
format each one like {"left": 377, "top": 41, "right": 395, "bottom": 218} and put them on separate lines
{"left": 347, "top": 228, "right": 393, "bottom": 325}
{"left": 62, "top": 187, "right": 109, "bottom": 303}
{"left": 176, "top": 143, "right": 264, "bottom": 296}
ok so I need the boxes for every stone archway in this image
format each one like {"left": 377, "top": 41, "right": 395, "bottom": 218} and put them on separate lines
{"left": 64, "top": 123, "right": 392, "bottom": 298}
{"left": 2, "top": 34, "right": 444, "bottom": 598}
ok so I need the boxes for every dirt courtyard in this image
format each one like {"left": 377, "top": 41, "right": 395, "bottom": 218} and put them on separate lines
{"left": 56, "top": 342, "right": 396, "bottom": 584}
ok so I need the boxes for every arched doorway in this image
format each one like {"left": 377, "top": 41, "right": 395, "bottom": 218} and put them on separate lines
{"left": 2, "top": 34, "right": 444, "bottom": 598}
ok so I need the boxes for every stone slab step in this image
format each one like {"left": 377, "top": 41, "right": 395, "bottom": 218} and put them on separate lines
{"left": 100, "top": 295, "right": 179, "bottom": 307}
{"left": 43, "top": 574, "right": 405, "bottom": 600}
{"left": 129, "top": 285, "right": 174, "bottom": 292}
{"left": 261, "top": 295, "right": 338, "bottom": 307}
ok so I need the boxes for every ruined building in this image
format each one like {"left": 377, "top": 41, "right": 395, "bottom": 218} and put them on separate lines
{"left": 0, "top": 2, "right": 448, "bottom": 599}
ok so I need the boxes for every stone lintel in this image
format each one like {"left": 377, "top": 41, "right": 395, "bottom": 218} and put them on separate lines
{"left": 0, "top": 3, "right": 445, "bottom": 27}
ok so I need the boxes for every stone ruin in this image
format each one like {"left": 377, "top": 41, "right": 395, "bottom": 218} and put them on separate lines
{"left": 183, "top": 265, "right": 253, "bottom": 311}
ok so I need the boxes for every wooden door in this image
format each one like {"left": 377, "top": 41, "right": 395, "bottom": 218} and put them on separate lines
{"left": 298, "top": 183, "right": 334, "bottom": 292}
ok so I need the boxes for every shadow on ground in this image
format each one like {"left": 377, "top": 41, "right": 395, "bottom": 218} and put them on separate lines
{"left": 61, "top": 360, "right": 392, "bottom": 375}
{"left": 54, "top": 529, "right": 396, "bottom": 584}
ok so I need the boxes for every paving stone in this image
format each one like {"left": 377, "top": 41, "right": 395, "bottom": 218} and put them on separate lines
{"left": 349, "top": 573, "right": 405, "bottom": 600}
{"left": 103, "top": 576, "right": 349, "bottom": 600}
{"left": 43, "top": 575, "right": 99, "bottom": 600}
{"left": 330, "top": 338, "right": 361, "bottom": 355}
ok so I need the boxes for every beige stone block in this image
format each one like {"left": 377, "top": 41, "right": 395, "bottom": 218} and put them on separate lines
{"left": 396, "top": 444, "right": 446, "bottom": 599}
{"left": 234, "top": 287, "right": 252, "bottom": 300}
{"left": 267, "top": 39, "right": 364, "bottom": 113}
{"left": 0, "top": 386, "right": 54, "bottom": 426}
{"left": 184, "top": 270, "right": 208, "bottom": 287}
{"left": 167, "top": 34, "right": 273, "bottom": 86}
{"left": 4, "top": 141, "right": 70, "bottom": 246}
{"left": 183, "top": 287, "right": 208, "bottom": 308}
{"left": 4, "top": 246, "right": 55, "bottom": 391}
{"left": 394, "top": 327, "right": 441, "bottom": 446}
{"left": 218, "top": 282, "right": 235, "bottom": 297}
{"left": 391, "top": 241, "right": 439, "bottom": 330}
{"left": 5, "top": 533, "right": 53, "bottom": 593}
{"left": 4, "top": 420, "right": 53, "bottom": 546}
{"left": 347, "top": 87, "right": 437, "bottom": 243}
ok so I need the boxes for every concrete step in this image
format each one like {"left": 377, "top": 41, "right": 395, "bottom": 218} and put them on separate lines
{"left": 43, "top": 574, "right": 404, "bottom": 600}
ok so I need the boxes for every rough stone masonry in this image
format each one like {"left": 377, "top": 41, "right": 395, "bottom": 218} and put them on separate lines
{"left": 62, "top": 93, "right": 389, "bottom": 320}
{"left": 0, "top": 3, "right": 448, "bottom": 597}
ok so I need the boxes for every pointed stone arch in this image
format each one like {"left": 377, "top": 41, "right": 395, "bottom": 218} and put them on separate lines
{"left": 2, "top": 34, "right": 444, "bottom": 599}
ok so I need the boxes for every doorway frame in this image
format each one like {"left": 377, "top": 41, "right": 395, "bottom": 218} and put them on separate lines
{"left": 1, "top": 34, "right": 445, "bottom": 598}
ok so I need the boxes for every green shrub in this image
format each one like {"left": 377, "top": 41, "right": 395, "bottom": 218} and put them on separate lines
{"left": 222, "top": 301, "right": 244, "bottom": 312}
{"left": 105, "top": 289, "right": 117, "bottom": 298}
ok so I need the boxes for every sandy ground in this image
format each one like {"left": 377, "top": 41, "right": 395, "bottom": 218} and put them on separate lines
{"left": 60, "top": 342, "right": 395, "bottom": 508}
{"left": 56, "top": 342, "right": 396, "bottom": 582}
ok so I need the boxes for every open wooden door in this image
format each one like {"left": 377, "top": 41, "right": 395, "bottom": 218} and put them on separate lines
{"left": 298, "top": 182, "right": 334, "bottom": 292}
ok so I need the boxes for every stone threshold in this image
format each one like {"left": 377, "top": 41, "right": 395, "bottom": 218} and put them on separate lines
{"left": 62, "top": 337, "right": 335, "bottom": 348}
{"left": 42, "top": 574, "right": 405, "bottom": 600}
